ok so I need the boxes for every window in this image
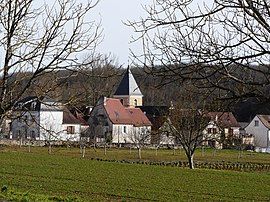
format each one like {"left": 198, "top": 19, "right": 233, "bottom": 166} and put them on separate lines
{"left": 120, "top": 99, "right": 124, "bottom": 105}
{"left": 254, "top": 120, "right": 259, "bottom": 127}
{"left": 212, "top": 128, "right": 217, "bottom": 134}
{"left": 207, "top": 128, "right": 212, "bottom": 134}
{"left": 31, "top": 102, "right": 36, "bottom": 110}
{"left": 123, "top": 126, "right": 127, "bottom": 133}
{"left": 18, "top": 103, "right": 23, "bottom": 109}
{"left": 134, "top": 99, "right": 138, "bottom": 106}
{"left": 31, "top": 131, "right": 35, "bottom": 140}
{"left": 67, "top": 126, "right": 75, "bottom": 134}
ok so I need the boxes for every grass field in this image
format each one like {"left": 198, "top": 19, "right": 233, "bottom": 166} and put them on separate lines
{"left": 5, "top": 145, "right": 269, "bottom": 164}
{"left": 0, "top": 146, "right": 269, "bottom": 201}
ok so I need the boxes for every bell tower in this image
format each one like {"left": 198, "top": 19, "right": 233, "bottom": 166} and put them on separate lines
{"left": 113, "top": 67, "right": 143, "bottom": 108}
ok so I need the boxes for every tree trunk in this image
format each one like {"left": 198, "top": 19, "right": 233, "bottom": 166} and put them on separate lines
{"left": 80, "top": 145, "right": 82, "bottom": 154}
{"left": 104, "top": 144, "right": 107, "bottom": 156}
{"left": 82, "top": 146, "right": 86, "bottom": 158}
{"left": 187, "top": 154, "right": 194, "bottom": 169}
{"left": 212, "top": 148, "right": 216, "bottom": 157}
{"left": 238, "top": 146, "right": 243, "bottom": 159}
{"left": 138, "top": 148, "right": 142, "bottom": 159}
{"left": 48, "top": 143, "right": 52, "bottom": 154}
{"left": 19, "top": 137, "right": 22, "bottom": 148}
{"left": 155, "top": 147, "right": 158, "bottom": 156}
{"left": 28, "top": 141, "right": 31, "bottom": 153}
{"left": 129, "top": 146, "right": 131, "bottom": 154}
{"left": 201, "top": 147, "right": 205, "bottom": 157}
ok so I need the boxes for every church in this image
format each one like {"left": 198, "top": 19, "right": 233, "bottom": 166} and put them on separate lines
{"left": 87, "top": 68, "right": 152, "bottom": 145}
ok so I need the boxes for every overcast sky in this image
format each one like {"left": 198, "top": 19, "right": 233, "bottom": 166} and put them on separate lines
{"left": 91, "top": 0, "right": 149, "bottom": 66}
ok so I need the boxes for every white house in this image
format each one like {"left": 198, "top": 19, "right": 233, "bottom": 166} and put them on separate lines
{"left": 11, "top": 96, "right": 82, "bottom": 142}
{"left": 245, "top": 115, "right": 270, "bottom": 149}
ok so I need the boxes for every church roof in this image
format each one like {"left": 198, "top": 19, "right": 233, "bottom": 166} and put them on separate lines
{"left": 103, "top": 98, "right": 151, "bottom": 126}
{"left": 104, "top": 98, "right": 133, "bottom": 125}
{"left": 114, "top": 68, "right": 143, "bottom": 96}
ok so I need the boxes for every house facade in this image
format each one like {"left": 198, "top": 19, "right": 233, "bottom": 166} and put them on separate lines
{"left": 88, "top": 97, "right": 151, "bottom": 145}
{"left": 203, "top": 112, "right": 241, "bottom": 148}
{"left": 245, "top": 115, "right": 270, "bottom": 149}
{"left": 88, "top": 68, "right": 152, "bottom": 145}
{"left": 11, "top": 96, "right": 81, "bottom": 142}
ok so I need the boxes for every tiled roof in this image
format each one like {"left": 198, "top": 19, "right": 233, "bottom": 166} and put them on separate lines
{"left": 104, "top": 98, "right": 151, "bottom": 126}
{"left": 104, "top": 98, "right": 133, "bottom": 124}
{"left": 126, "top": 108, "right": 152, "bottom": 127}
{"left": 74, "top": 111, "right": 89, "bottom": 126}
{"left": 114, "top": 68, "right": 143, "bottom": 96}
{"left": 63, "top": 108, "right": 81, "bottom": 124}
{"left": 207, "top": 112, "right": 240, "bottom": 127}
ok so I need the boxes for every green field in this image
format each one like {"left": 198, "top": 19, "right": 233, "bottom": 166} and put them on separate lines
{"left": 5, "top": 145, "right": 270, "bottom": 164}
{"left": 0, "top": 147, "right": 269, "bottom": 201}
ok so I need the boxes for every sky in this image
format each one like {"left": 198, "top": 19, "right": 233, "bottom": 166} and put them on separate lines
{"left": 91, "top": 0, "right": 149, "bottom": 66}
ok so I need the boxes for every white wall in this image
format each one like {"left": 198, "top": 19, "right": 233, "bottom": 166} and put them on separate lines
{"left": 61, "top": 124, "right": 81, "bottom": 141}
{"left": 112, "top": 124, "right": 133, "bottom": 144}
{"left": 245, "top": 116, "right": 269, "bottom": 148}
{"left": 111, "top": 125, "right": 151, "bottom": 145}
{"left": 132, "top": 126, "right": 151, "bottom": 145}
{"left": 39, "top": 111, "right": 63, "bottom": 141}
{"left": 12, "top": 109, "right": 82, "bottom": 142}
{"left": 159, "top": 133, "right": 175, "bottom": 145}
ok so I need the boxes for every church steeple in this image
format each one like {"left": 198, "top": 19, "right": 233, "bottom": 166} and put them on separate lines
{"left": 113, "top": 67, "right": 143, "bottom": 108}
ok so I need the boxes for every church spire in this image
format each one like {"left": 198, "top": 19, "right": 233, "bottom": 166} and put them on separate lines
{"left": 114, "top": 68, "right": 143, "bottom": 96}
{"left": 113, "top": 67, "right": 143, "bottom": 107}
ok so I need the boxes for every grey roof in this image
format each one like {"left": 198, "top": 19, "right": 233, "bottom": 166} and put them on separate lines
{"left": 114, "top": 68, "right": 143, "bottom": 96}
{"left": 40, "top": 102, "right": 63, "bottom": 111}
{"left": 257, "top": 115, "right": 270, "bottom": 129}
{"left": 239, "top": 122, "right": 249, "bottom": 129}
{"left": 15, "top": 96, "right": 63, "bottom": 111}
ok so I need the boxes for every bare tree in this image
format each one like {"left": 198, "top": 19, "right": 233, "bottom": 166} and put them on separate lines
{"left": 168, "top": 104, "right": 210, "bottom": 169}
{"left": 68, "top": 55, "right": 122, "bottom": 107}
{"left": 0, "top": 0, "right": 101, "bottom": 126}
{"left": 130, "top": 127, "right": 151, "bottom": 159}
{"left": 129, "top": 0, "right": 270, "bottom": 103}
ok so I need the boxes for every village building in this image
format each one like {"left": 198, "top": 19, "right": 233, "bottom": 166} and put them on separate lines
{"left": 71, "top": 106, "right": 92, "bottom": 136}
{"left": 88, "top": 68, "right": 152, "bottom": 145}
{"left": 11, "top": 96, "right": 82, "bottom": 142}
{"left": 0, "top": 111, "right": 12, "bottom": 139}
{"left": 138, "top": 106, "right": 175, "bottom": 146}
{"left": 245, "top": 115, "right": 270, "bottom": 151}
{"left": 203, "top": 112, "right": 241, "bottom": 149}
